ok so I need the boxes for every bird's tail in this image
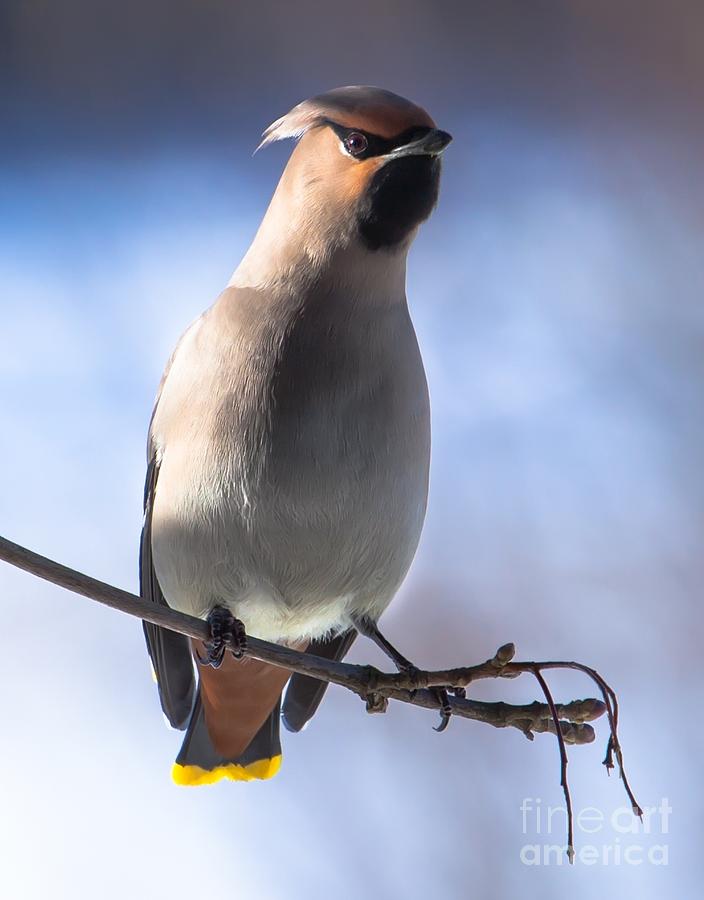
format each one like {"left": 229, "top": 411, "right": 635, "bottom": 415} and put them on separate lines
{"left": 171, "top": 646, "right": 293, "bottom": 786}
{"left": 172, "top": 693, "right": 283, "bottom": 786}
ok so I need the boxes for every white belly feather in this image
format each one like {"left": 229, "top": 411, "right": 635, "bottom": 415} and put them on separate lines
{"left": 149, "top": 288, "right": 430, "bottom": 643}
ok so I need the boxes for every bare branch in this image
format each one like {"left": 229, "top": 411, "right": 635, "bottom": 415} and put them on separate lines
{"left": 0, "top": 535, "right": 599, "bottom": 737}
{"left": 0, "top": 533, "right": 642, "bottom": 857}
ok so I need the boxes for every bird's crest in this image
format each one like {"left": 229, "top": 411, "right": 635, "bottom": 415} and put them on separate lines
{"left": 256, "top": 85, "right": 434, "bottom": 153}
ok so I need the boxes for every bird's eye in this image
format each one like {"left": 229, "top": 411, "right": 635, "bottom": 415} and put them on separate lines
{"left": 343, "top": 132, "right": 368, "bottom": 156}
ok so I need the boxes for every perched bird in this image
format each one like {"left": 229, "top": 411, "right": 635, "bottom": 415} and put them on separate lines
{"left": 140, "top": 86, "right": 452, "bottom": 785}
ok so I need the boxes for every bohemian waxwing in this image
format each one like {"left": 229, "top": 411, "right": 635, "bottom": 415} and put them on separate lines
{"left": 140, "top": 86, "right": 452, "bottom": 784}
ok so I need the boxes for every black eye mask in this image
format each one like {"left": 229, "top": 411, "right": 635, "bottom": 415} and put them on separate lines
{"left": 325, "top": 122, "right": 433, "bottom": 159}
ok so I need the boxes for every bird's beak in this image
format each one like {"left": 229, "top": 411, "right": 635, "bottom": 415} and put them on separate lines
{"left": 384, "top": 128, "right": 453, "bottom": 160}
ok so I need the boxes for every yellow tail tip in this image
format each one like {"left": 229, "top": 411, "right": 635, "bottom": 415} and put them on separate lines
{"left": 171, "top": 754, "right": 282, "bottom": 786}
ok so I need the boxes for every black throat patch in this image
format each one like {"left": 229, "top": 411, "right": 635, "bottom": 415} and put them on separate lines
{"left": 357, "top": 155, "right": 441, "bottom": 251}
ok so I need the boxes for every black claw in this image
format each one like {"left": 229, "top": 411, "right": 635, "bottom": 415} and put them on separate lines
{"left": 432, "top": 687, "right": 453, "bottom": 733}
{"left": 196, "top": 606, "right": 247, "bottom": 668}
{"left": 196, "top": 644, "right": 225, "bottom": 668}
{"left": 434, "top": 713, "right": 451, "bottom": 733}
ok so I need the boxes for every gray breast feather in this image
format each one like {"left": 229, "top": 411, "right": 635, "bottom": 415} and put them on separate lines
{"left": 149, "top": 286, "right": 430, "bottom": 642}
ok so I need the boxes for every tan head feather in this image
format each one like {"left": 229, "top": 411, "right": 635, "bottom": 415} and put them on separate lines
{"left": 256, "top": 85, "right": 435, "bottom": 151}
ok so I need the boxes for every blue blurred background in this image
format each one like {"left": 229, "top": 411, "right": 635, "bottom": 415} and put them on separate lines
{"left": 1, "top": 2, "right": 702, "bottom": 897}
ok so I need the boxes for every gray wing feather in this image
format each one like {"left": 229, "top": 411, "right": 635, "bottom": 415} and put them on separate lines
{"left": 140, "top": 455, "right": 196, "bottom": 730}
{"left": 282, "top": 629, "right": 357, "bottom": 732}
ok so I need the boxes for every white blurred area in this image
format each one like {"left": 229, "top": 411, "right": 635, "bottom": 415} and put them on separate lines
{"left": 0, "top": 118, "right": 701, "bottom": 899}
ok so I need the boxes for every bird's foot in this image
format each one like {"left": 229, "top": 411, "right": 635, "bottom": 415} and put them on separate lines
{"left": 352, "top": 616, "right": 456, "bottom": 732}
{"left": 396, "top": 661, "right": 454, "bottom": 733}
{"left": 196, "top": 606, "right": 247, "bottom": 668}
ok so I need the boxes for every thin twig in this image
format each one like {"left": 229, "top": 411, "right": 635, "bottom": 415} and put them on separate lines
{"left": 532, "top": 666, "right": 575, "bottom": 864}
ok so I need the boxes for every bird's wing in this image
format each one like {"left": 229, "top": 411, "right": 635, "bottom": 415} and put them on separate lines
{"left": 140, "top": 453, "right": 196, "bottom": 730}
{"left": 281, "top": 629, "right": 357, "bottom": 732}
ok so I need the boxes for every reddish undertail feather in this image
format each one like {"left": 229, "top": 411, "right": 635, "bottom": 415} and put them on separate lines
{"left": 196, "top": 644, "right": 293, "bottom": 758}
{"left": 172, "top": 639, "right": 309, "bottom": 786}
